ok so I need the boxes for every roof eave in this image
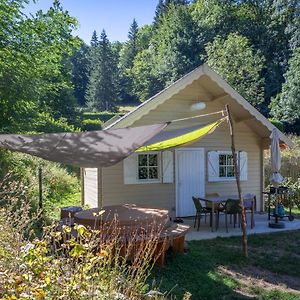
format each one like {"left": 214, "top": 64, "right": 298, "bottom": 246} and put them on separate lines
{"left": 105, "top": 63, "right": 293, "bottom": 148}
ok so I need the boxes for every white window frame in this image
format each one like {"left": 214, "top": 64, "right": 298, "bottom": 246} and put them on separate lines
{"left": 136, "top": 152, "right": 161, "bottom": 184}
{"left": 208, "top": 150, "right": 247, "bottom": 182}
{"left": 218, "top": 151, "right": 236, "bottom": 181}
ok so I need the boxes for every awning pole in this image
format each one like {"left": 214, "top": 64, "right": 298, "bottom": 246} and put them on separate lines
{"left": 225, "top": 104, "right": 248, "bottom": 258}
{"left": 38, "top": 167, "right": 43, "bottom": 209}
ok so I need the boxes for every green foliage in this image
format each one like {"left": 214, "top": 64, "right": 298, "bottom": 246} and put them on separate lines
{"left": 131, "top": 48, "right": 162, "bottom": 102}
{"left": 206, "top": 33, "right": 265, "bottom": 107}
{"left": 118, "top": 19, "right": 140, "bottom": 103}
{"left": 0, "top": 150, "right": 80, "bottom": 219}
{"left": 71, "top": 41, "right": 90, "bottom": 106}
{"left": 33, "top": 112, "right": 79, "bottom": 133}
{"left": 82, "top": 111, "right": 117, "bottom": 122}
{"left": 152, "top": 3, "right": 200, "bottom": 85}
{"left": 86, "top": 30, "right": 119, "bottom": 111}
{"left": 269, "top": 119, "right": 285, "bottom": 132}
{"left": 270, "top": 47, "right": 300, "bottom": 125}
{"left": 0, "top": 0, "right": 80, "bottom": 133}
{"left": 0, "top": 188, "right": 165, "bottom": 299}
{"left": 81, "top": 118, "right": 102, "bottom": 131}
{"left": 2, "top": 0, "right": 298, "bottom": 133}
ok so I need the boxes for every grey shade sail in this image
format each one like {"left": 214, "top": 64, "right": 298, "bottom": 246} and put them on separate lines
{"left": 0, "top": 123, "right": 168, "bottom": 168}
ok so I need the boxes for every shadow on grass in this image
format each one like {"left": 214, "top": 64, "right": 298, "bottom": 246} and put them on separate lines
{"left": 151, "top": 231, "right": 300, "bottom": 300}
{"left": 151, "top": 238, "right": 250, "bottom": 300}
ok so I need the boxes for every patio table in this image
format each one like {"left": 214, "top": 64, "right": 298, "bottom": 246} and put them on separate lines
{"left": 201, "top": 194, "right": 254, "bottom": 232}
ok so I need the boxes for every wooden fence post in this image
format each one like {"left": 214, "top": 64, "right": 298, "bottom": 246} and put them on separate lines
{"left": 38, "top": 167, "right": 43, "bottom": 209}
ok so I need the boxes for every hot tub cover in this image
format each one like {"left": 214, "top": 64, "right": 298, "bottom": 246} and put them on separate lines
{"left": 0, "top": 123, "right": 167, "bottom": 168}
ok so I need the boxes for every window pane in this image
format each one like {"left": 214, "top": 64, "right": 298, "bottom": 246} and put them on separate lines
{"left": 138, "top": 154, "right": 147, "bottom": 166}
{"left": 227, "top": 154, "right": 234, "bottom": 165}
{"left": 149, "top": 154, "right": 158, "bottom": 166}
{"left": 227, "top": 166, "right": 235, "bottom": 177}
{"left": 138, "top": 167, "right": 148, "bottom": 179}
{"left": 219, "top": 166, "right": 226, "bottom": 177}
{"left": 219, "top": 154, "right": 226, "bottom": 166}
{"left": 149, "top": 167, "right": 158, "bottom": 179}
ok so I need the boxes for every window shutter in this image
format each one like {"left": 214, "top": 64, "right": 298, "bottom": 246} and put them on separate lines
{"left": 208, "top": 151, "right": 219, "bottom": 182}
{"left": 123, "top": 154, "right": 137, "bottom": 184}
{"left": 239, "top": 151, "right": 248, "bottom": 181}
{"left": 162, "top": 151, "right": 174, "bottom": 183}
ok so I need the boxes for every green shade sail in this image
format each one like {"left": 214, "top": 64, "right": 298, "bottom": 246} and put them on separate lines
{"left": 136, "top": 119, "right": 223, "bottom": 152}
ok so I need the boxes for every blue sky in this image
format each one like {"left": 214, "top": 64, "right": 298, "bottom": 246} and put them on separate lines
{"left": 23, "top": 0, "right": 158, "bottom": 44}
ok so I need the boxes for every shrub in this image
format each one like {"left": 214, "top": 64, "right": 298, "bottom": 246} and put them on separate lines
{"left": 0, "top": 150, "right": 80, "bottom": 219}
{"left": 81, "top": 118, "right": 103, "bottom": 131}
{"left": 33, "top": 112, "right": 80, "bottom": 133}
{"left": 0, "top": 182, "right": 166, "bottom": 299}
{"left": 82, "top": 111, "right": 117, "bottom": 123}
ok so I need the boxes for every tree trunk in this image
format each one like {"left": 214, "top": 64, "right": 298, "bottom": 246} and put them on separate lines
{"left": 225, "top": 104, "right": 248, "bottom": 258}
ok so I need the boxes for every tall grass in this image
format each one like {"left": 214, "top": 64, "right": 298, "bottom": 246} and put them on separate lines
{"left": 0, "top": 175, "right": 166, "bottom": 299}
{"left": 0, "top": 150, "right": 80, "bottom": 219}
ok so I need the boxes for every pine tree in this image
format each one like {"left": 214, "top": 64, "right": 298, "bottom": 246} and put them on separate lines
{"left": 90, "top": 30, "right": 98, "bottom": 47}
{"left": 71, "top": 41, "right": 89, "bottom": 106}
{"left": 86, "top": 30, "right": 119, "bottom": 111}
{"left": 118, "top": 19, "right": 140, "bottom": 103}
{"left": 154, "top": 0, "right": 165, "bottom": 24}
{"left": 126, "top": 19, "right": 139, "bottom": 68}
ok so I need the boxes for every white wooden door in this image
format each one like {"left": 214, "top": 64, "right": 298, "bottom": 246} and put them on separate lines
{"left": 176, "top": 148, "right": 205, "bottom": 217}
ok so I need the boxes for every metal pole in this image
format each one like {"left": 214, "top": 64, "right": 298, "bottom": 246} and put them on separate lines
{"left": 38, "top": 167, "right": 43, "bottom": 209}
{"left": 225, "top": 104, "right": 248, "bottom": 258}
{"left": 80, "top": 167, "right": 85, "bottom": 206}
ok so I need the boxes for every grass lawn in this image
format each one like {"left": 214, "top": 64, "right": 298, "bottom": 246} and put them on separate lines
{"left": 151, "top": 231, "right": 300, "bottom": 300}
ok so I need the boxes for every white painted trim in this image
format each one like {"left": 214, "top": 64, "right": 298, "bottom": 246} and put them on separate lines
{"left": 105, "top": 63, "right": 293, "bottom": 148}
{"left": 175, "top": 147, "right": 205, "bottom": 217}
{"left": 202, "top": 64, "right": 293, "bottom": 148}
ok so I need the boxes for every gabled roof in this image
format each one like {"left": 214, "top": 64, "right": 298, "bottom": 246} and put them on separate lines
{"left": 105, "top": 64, "right": 293, "bottom": 148}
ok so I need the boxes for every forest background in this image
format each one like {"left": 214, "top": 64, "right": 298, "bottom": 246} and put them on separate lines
{"left": 0, "top": 0, "right": 299, "bottom": 216}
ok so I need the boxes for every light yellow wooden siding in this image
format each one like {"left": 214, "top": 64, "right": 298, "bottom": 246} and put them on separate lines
{"left": 84, "top": 168, "right": 98, "bottom": 208}
{"left": 88, "top": 79, "right": 264, "bottom": 212}
{"left": 193, "top": 122, "right": 262, "bottom": 209}
{"left": 101, "top": 123, "right": 262, "bottom": 212}
{"left": 101, "top": 162, "right": 175, "bottom": 212}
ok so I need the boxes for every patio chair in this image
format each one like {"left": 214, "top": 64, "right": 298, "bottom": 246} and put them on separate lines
{"left": 243, "top": 193, "right": 256, "bottom": 229}
{"left": 192, "top": 197, "right": 213, "bottom": 231}
{"left": 224, "top": 199, "right": 242, "bottom": 233}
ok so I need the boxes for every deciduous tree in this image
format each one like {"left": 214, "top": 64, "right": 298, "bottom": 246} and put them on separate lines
{"left": 206, "top": 33, "right": 265, "bottom": 108}
{"left": 270, "top": 48, "right": 300, "bottom": 126}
